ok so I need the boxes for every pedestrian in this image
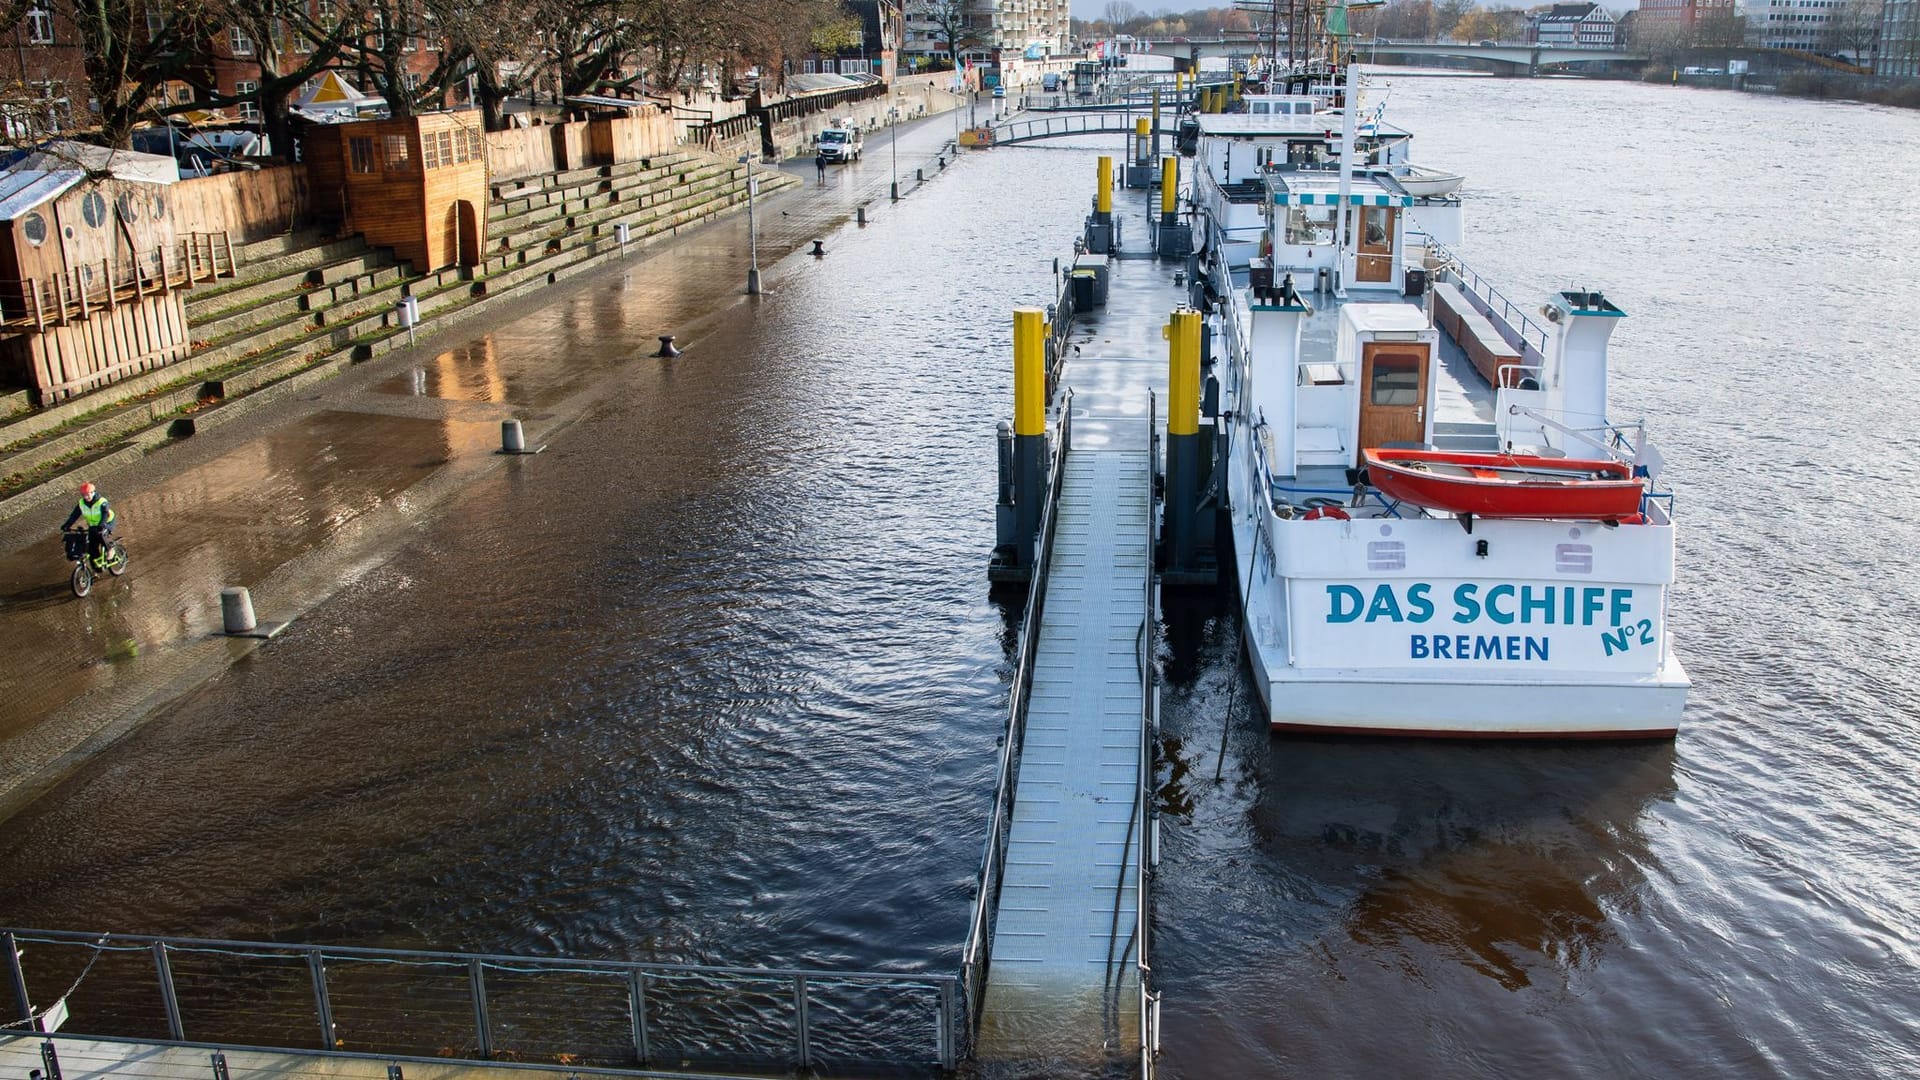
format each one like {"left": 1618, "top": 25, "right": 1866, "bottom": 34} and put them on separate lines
{"left": 815, "top": 152, "right": 828, "bottom": 184}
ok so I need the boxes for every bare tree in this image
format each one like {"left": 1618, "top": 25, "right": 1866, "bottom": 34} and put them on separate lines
{"left": 428, "top": 0, "right": 556, "bottom": 129}
{"left": 1820, "top": 0, "right": 1883, "bottom": 63}
{"left": 302, "top": 0, "right": 472, "bottom": 120}
{"left": 922, "top": 0, "right": 977, "bottom": 65}
{"left": 48, "top": 0, "right": 217, "bottom": 148}
{"left": 188, "top": 0, "right": 353, "bottom": 156}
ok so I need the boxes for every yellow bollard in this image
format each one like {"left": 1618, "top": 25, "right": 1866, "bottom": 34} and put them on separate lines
{"left": 1167, "top": 308, "right": 1200, "bottom": 438}
{"left": 1013, "top": 308, "right": 1046, "bottom": 437}
{"left": 1161, "top": 156, "right": 1179, "bottom": 219}
{"left": 1096, "top": 156, "right": 1113, "bottom": 216}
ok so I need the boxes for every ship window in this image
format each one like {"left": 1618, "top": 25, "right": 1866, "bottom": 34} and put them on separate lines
{"left": 1285, "top": 205, "right": 1334, "bottom": 245}
{"left": 21, "top": 212, "right": 47, "bottom": 246}
{"left": 1369, "top": 353, "right": 1421, "bottom": 405}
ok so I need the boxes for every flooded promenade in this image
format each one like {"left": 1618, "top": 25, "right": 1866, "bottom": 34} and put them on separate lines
{"left": 0, "top": 112, "right": 973, "bottom": 823}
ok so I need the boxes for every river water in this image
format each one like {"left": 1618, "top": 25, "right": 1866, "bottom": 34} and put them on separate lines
{"left": 2, "top": 77, "right": 1918, "bottom": 1078}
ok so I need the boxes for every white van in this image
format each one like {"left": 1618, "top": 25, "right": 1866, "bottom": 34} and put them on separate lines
{"left": 817, "top": 122, "right": 863, "bottom": 162}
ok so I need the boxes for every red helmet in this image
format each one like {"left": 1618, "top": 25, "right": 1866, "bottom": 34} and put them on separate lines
{"left": 78, "top": 482, "right": 95, "bottom": 499}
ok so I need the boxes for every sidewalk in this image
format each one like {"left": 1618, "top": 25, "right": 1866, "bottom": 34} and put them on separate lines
{"left": 0, "top": 113, "right": 972, "bottom": 823}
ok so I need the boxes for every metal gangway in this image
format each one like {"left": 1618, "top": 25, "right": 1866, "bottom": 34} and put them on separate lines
{"left": 964, "top": 260, "right": 1175, "bottom": 1075}
{"left": 992, "top": 111, "right": 1182, "bottom": 146}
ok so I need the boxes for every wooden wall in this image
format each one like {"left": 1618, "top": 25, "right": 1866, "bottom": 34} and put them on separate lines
{"left": 0, "top": 291, "right": 190, "bottom": 403}
{"left": 486, "top": 111, "right": 680, "bottom": 182}
{"left": 586, "top": 113, "right": 681, "bottom": 166}
{"left": 169, "top": 167, "right": 311, "bottom": 242}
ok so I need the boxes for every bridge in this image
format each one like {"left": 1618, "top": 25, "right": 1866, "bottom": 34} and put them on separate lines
{"left": 992, "top": 111, "right": 1181, "bottom": 146}
{"left": 1138, "top": 35, "right": 1645, "bottom": 72}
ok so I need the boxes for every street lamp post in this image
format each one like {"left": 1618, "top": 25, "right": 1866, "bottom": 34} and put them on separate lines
{"left": 889, "top": 106, "right": 900, "bottom": 201}
{"left": 740, "top": 153, "right": 761, "bottom": 295}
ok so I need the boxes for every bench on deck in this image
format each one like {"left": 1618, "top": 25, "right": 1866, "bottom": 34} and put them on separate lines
{"left": 1430, "top": 282, "right": 1527, "bottom": 389}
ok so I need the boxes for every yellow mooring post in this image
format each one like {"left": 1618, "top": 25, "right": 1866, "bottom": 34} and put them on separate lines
{"left": 1010, "top": 307, "right": 1049, "bottom": 572}
{"left": 1134, "top": 117, "right": 1151, "bottom": 169}
{"left": 1160, "top": 155, "right": 1179, "bottom": 225}
{"left": 1014, "top": 308, "right": 1046, "bottom": 438}
{"left": 1096, "top": 156, "right": 1114, "bottom": 217}
{"left": 1165, "top": 307, "right": 1204, "bottom": 574}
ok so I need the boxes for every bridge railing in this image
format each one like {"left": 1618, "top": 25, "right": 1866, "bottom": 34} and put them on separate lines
{"left": 960, "top": 386, "right": 1073, "bottom": 1034}
{"left": 1, "top": 928, "right": 958, "bottom": 1076}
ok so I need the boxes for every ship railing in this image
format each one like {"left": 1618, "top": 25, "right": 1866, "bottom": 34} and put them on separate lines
{"left": 960, "top": 389, "right": 1074, "bottom": 1038}
{"left": 0, "top": 927, "right": 958, "bottom": 1074}
{"left": 1421, "top": 238, "right": 1553, "bottom": 360}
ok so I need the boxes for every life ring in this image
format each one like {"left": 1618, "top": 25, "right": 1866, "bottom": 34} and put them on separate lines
{"left": 1302, "top": 505, "right": 1350, "bottom": 521}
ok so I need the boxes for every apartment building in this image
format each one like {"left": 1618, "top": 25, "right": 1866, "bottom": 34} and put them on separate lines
{"left": 1879, "top": 0, "right": 1920, "bottom": 73}
{"left": 902, "top": 0, "right": 1073, "bottom": 67}
{"left": 1635, "top": 0, "right": 1739, "bottom": 31}
{"left": 1528, "top": 3, "right": 1621, "bottom": 47}
{"left": 1742, "top": 0, "right": 1843, "bottom": 49}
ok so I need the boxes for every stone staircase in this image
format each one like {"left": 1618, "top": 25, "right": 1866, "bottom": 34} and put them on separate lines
{"left": 0, "top": 147, "right": 795, "bottom": 519}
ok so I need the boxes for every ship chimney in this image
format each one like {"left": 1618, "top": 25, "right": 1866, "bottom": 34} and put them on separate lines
{"left": 1547, "top": 289, "right": 1624, "bottom": 431}
{"left": 1250, "top": 285, "right": 1310, "bottom": 477}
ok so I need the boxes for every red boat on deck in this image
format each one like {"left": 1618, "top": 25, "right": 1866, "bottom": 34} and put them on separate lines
{"left": 1362, "top": 448, "right": 1646, "bottom": 520}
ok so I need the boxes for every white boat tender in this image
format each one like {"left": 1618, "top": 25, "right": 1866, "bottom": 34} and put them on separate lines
{"left": 1397, "top": 163, "right": 1465, "bottom": 197}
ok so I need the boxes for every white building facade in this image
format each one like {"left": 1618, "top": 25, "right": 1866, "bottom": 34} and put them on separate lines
{"left": 902, "top": 0, "right": 1073, "bottom": 67}
{"left": 1740, "top": 0, "right": 1839, "bottom": 49}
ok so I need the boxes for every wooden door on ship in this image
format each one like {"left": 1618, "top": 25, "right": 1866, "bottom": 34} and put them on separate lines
{"left": 1355, "top": 206, "right": 1396, "bottom": 284}
{"left": 1357, "top": 341, "right": 1429, "bottom": 462}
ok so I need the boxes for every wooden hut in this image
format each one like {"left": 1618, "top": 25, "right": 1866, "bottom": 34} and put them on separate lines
{"left": 305, "top": 112, "right": 488, "bottom": 273}
{"left": 0, "top": 144, "right": 232, "bottom": 403}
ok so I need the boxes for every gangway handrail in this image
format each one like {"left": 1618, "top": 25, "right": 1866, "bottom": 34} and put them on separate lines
{"left": 1137, "top": 393, "right": 1161, "bottom": 1079}
{"left": 1, "top": 927, "right": 958, "bottom": 1072}
{"left": 961, "top": 389, "right": 1074, "bottom": 1032}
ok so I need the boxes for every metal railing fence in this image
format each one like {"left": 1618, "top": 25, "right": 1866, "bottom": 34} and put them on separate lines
{"left": 1, "top": 928, "right": 956, "bottom": 1077}
{"left": 960, "top": 389, "right": 1074, "bottom": 1032}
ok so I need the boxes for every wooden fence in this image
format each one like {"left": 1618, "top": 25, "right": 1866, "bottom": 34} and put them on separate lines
{"left": 484, "top": 111, "right": 682, "bottom": 182}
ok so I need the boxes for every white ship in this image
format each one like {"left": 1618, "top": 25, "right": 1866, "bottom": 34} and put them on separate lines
{"left": 1191, "top": 71, "right": 1688, "bottom": 737}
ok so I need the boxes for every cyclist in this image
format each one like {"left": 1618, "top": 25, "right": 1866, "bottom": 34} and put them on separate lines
{"left": 62, "top": 481, "right": 116, "bottom": 568}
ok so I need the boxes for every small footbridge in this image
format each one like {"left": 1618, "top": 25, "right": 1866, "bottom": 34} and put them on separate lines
{"left": 992, "top": 111, "right": 1181, "bottom": 146}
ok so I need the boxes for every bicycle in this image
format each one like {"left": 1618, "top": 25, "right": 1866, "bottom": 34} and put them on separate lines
{"left": 64, "top": 529, "right": 128, "bottom": 598}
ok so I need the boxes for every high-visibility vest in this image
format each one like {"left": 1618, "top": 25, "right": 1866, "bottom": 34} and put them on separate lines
{"left": 76, "top": 496, "right": 113, "bottom": 527}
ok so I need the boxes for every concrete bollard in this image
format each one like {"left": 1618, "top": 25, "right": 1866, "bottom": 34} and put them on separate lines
{"left": 221, "top": 587, "right": 257, "bottom": 635}
{"left": 497, "top": 416, "right": 546, "bottom": 456}
{"left": 655, "top": 335, "right": 680, "bottom": 357}
{"left": 811, "top": 239, "right": 825, "bottom": 257}
{"left": 856, "top": 205, "right": 867, "bottom": 225}
{"left": 917, "top": 168, "right": 925, "bottom": 183}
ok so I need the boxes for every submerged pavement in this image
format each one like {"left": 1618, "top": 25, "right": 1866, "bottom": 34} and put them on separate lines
{"left": 0, "top": 111, "right": 975, "bottom": 822}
